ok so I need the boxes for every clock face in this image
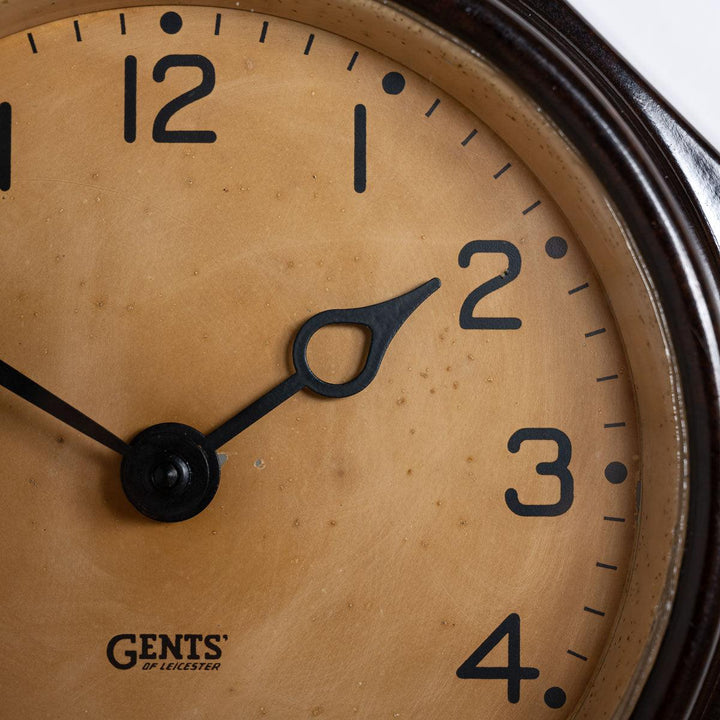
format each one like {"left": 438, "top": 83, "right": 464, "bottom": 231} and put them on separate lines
{"left": 0, "top": 2, "right": 688, "bottom": 718}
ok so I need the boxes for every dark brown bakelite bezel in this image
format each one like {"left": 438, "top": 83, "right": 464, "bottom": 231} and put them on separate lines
{"left": 400, "top": 1, "right": 720, "bottom": 718}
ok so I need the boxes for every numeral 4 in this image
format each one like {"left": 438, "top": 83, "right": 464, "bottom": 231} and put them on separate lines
{"left": 457, "top": 613, "right": 540, "bottom": 703}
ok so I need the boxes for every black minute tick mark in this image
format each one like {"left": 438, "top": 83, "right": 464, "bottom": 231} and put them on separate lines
{"left": 27, "top": 33, "right": 38, "bottom": 54}
{"left": 304, "top": 34, "right": 315, "bottom": 55}
{"left": 493, "top": 162, "right": 511, "bottom": 179}
{"left": 568, "top": 282, "right": 589, "bottom": 295}
{"left": 461, "top": 129, "right": 478, "bottom": 146}
{"left": 596, "top": 561, "right": 618, "bottom": 571}
{"left": 214, "top": 14, "right": 222, "bottom": 36}
{"left": 567, "top": 650, "right": 588, "bottom": 662}
{"left": 522, "top": 200, "right": 542, "bottom": 215}
{"left": 347, "top": 51, "right": 359, "bottom": 71}
{"left": 120, "top": 13, "right": 127, "bottom": 35}
{"left": 585, "top": 328, "right": 606, "bottom": 338}
{"left": 259, "top": 21, "right": 269, "bottom": 43}
{"left": 425, "top": 98, "right": 441, "bottom": 117}
{"left": 74, "top": 20, "right": 82, "bottom": 42}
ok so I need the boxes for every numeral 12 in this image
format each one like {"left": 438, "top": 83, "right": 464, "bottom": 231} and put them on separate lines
{"left": 124, "top": 54, "right": 217, "bottom": 144}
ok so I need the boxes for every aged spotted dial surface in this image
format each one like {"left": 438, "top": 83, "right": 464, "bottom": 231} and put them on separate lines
{"left": 0, "top": 3, "right": 684, "bottom": 719}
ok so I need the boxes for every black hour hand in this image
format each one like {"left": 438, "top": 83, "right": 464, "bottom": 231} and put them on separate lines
{"left": 204, "top": 278, "right": 440, "bottom": 451}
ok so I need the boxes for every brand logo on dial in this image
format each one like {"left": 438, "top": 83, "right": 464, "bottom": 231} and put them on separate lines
{"left": 106, "top": 633, "right": 228, "bottom": 671}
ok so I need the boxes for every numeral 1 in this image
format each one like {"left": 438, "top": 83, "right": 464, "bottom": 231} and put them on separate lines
{"left": 354, "top": 103, "right": 367, "bottom": 193}
{"left": 0, "top": 102, "right": 11, "bottom": 191}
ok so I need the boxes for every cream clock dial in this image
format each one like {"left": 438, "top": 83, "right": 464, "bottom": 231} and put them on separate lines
{"left": 1, "top": 2, "right": 714, "bottom": 719}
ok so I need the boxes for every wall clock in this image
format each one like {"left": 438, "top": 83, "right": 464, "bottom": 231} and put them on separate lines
{"left": 1, "top": 1, "right": 719, "bottom": 718}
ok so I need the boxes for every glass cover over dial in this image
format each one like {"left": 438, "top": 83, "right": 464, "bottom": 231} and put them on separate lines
{"left": 0, "top": 4, "right": 685, "bottom": 719}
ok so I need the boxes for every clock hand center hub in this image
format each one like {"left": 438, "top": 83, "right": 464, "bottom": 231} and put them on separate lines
{"left": 121, "top": 423, "right": 220, "bottom": 523}
{"left": 150, "top": 456, "right": 190, "bottom": 493}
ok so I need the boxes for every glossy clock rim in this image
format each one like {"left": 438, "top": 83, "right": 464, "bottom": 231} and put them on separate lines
{"left": 397, "top": 1, "right": 720, "bottom": 718}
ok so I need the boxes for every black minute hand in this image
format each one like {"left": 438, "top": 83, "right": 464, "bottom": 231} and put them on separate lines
{"left": 0, "top": 359, "right": 129, "bottom": 455}
{"left": 204, "top": 278, "right": 441, "bottom": 451}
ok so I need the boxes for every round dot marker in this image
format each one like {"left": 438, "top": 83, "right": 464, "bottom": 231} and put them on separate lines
{"left": 605, "top": 461, "right": 628, "bottom": 484}
{"left": 160, "top": 11, "right": 183, "bottom": 34}
{"left": 544, "top": 686, "right": 567, "bottom": 709}
{"left": 545, "top": 236, "right": 568, "bottom": 259}
{"left": 382, "top": 71, "right": 406, "bottom": 95}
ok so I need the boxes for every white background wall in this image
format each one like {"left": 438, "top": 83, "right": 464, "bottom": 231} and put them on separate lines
{"left": 565, "top": 0, "right": 720, "bottom": 151}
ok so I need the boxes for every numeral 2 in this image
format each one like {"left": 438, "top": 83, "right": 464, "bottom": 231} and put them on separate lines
{"left": 458, "top": 240, "right": 521, "bottom": 330}
{"left": 124, "top": 54, "right": 217, "bottom": 144}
